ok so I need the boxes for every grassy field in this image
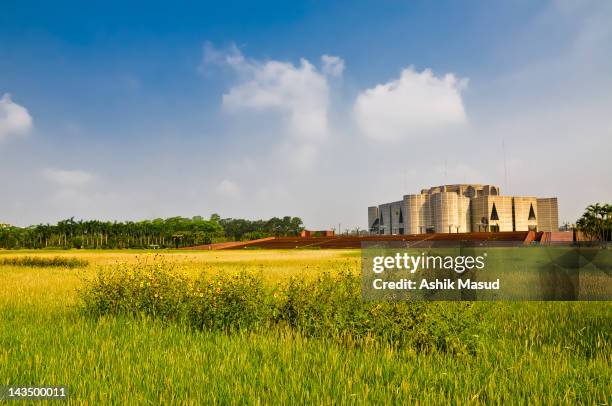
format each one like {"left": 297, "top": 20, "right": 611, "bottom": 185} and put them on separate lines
{"left": 0, "top": 249, "right": 610, "bottom": 404}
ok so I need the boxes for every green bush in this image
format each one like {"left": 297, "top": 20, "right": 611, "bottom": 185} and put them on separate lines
{"left": 80, "top": 262, "right": 477, "bottom": 353}
{"left": 275, "top": 272, "right": 477, "bottom": 353}
{"left": 187, "top": 272, "right": 272, "bottom": 331}
{"left": 81, "top": 261, "right": 191, "bottom": 320}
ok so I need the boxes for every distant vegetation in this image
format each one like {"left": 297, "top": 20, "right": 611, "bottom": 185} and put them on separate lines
{"left": 0, "top": 256, "right": 89, "bottom": 268}
{"left": 576, "top": 203, "right": 612, "bottom": 242}
{"left": 0, "top": 214, "right": 304, "bottom": 249}
{"left": 216, "top": 214, "right": 303, "bottom": 241}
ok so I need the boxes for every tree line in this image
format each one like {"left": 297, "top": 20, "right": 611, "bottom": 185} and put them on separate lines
{"left": 0, "top": 215, "right": 304, "bottom": 249}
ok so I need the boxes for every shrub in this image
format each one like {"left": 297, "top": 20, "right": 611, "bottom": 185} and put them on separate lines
{"left": 275, "top": 271, "right": 476, "bottom": 353}
{"left": 274, "top": 271, "right": 368, "bottom": 337}
{"left": 80, "top": 261, "right": 191, "bottom": 320}
{"left": 81, "top": 262, "right": 271, "bottom": 331}
{"left": 187, "top": 272, "right": 272, "bottom": 331}
{"left": 80, "top": 261, "right": 477, "bottom": 353}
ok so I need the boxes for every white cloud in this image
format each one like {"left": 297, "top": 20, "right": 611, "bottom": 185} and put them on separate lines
{"left": 321, "top": 54, "right": 345, "bottom": 77}
{"left": 286, "top": 143, "right": 318, "bottom": 171}
{"left": 42, "top": 168, "right": 94, "bottom": 187}
{"left": 353, "top": 67, "right": 468, "bottom": 142}
{"left": 201, "top": 42, "right": 246, "bottom": 71}
{"left": 0, "top": 93, "right": 33, "bottom": 141}
{"left": 216, "top": 179, "right": 241, "bottom": 198}
{"left": 220, "top": 55, "right": 330, "bottom": 142}
{"left": 204, "top": 44, "right": 340, "bottom": 170}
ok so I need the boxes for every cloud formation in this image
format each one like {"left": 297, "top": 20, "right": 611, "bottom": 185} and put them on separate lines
{"left": 204, "top": 43, "right": 345, "bottom": 169}
{"left": 218, "top": 51, "right": 333, "bottom": 142}
{"left": 321, "top": 54, "right": 345, "bottom": 77}
{"left": 223, "top": 58, "right": 328, "bottom": 142}
{"left": 0, "top": 93, "right": 33, "bottom": 142}
{"left": 42, "top": 168, "right": 94, "bottom": 187}
{"left": 353, "top": 68, "right": 468, "bottom": 142}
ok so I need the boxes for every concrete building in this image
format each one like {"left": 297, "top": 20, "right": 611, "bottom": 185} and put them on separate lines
{"left": 536, "top": 198, "right": 559, "bottom": 233}
{"left": 368, "top": 184, "right": 558, "bottom": 234}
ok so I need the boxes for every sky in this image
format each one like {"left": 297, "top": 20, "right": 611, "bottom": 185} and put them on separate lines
{"left": 1, "top": 0, "right": 611, "bottom": 229}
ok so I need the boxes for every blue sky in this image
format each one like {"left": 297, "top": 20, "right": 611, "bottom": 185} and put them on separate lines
{"left": 1, "top": 1, "right": 611, "bottom": 228}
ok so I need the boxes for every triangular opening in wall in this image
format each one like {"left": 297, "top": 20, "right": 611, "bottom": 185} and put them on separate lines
{"left": 528, "top": 203, "right": 536, "bottom": 221}
{"left": 490, "top": 203, "right": 499, "bottom": 221}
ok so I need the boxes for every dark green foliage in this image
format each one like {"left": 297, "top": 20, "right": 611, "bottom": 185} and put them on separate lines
{"left": 0, "top": 214, "right": 304, "bottom": 249}
{"left": 0, "top": 216, "right": 224, "bottom": 249}
{"left": 275, "top": 272, "right": 476, "bottom": 353}
{"left": 0, "top": 256, "right": 89, "bottom": 268}
{"left": 576, "top": 203, "right": 612, "bottom": 242}
{"left": 218, "top": 215, "right": 304, "bottom": 241}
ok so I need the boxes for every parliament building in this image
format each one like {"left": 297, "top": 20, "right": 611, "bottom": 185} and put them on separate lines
{"left": 368, "top": 184, "right": 558, "bottom": 235}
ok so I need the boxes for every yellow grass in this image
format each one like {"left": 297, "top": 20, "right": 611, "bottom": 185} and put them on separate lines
{"left": 0, "top": 249, "right": 359, "bottom": 307}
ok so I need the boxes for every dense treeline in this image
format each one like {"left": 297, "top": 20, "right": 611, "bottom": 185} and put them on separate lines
{"left": 216, "top": 214, "right": 304, "bottom": 241}
{"left": 0, "top": 215, "right": 304, "bottom": 249}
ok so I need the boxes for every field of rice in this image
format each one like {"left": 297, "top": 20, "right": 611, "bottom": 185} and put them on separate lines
{"left": 0, "top": 249, "right": 610, "bottom": 404}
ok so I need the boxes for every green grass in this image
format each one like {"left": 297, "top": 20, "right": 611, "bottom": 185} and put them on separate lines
{"left": 1, "top": 304, "right": 609, "bottom": 404}
{"left": 0, "top": 250, "right": 610, "bottom": 404}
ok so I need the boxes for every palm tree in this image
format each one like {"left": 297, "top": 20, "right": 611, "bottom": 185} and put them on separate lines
{"left": 577, "top": 203, "right": 612, "bottom": 242}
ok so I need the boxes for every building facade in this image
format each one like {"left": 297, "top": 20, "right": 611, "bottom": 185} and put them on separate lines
{"left": 368, "top": 184, "right": 558, "bottom": 234}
